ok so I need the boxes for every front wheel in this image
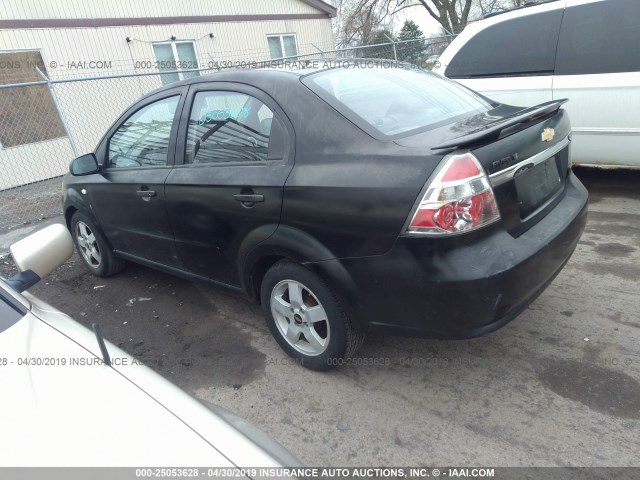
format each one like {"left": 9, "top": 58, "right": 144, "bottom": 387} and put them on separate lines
{"left": 70, "top": 211, "right": 125, "bottom": 277}
{"left": 260, "top": 261, "right": 364, "bottom": 370}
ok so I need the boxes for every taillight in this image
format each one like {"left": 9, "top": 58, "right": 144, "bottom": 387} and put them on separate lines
{"left": 405, "top": 152, "right": 500, "bottom": 236}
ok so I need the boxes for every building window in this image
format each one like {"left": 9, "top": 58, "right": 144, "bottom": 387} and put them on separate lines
{"left": 0, "top": 50, "right": 66, "bottom": 148}
{"left": 267, "top": 34, "right": 298, "bottom": 60}
{"left": 152, "top": 41, "right": 200, "bottom": 86}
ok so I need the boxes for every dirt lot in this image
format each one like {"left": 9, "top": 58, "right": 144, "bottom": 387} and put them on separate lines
{"left": 1, "top": 168, "right": 639, "bottom": 467}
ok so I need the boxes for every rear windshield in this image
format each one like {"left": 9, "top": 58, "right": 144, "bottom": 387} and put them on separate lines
{"left": 304, "top": 68, "right": 493, "bottom": 137}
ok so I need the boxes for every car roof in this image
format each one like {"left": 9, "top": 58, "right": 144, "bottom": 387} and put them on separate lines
{"left": 450, "top": 0, "right": 608, "bottom": 48}
{"left": 483, "top": 0, "right": 560, "bottom": 19}
{"left": 148, "top": 60, "right": 413, "bottom": 95}
{"left": 144, "top": 62, "right": 404, "bottom": 97}
{"left": 171, "top": 66, "right": 304, "bottom": 87}
{"left": 140, "top": 67, "right": 303, "bottom": 97}
{"left": 483, "top": 0, "right": 605, "bottom": 20}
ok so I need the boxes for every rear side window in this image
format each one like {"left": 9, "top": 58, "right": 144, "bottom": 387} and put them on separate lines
{"left": 108, "top": 96, "right": 179, "bottom": 168}
{"left": 185, "top": 91, "right": 274, "bottom": 164}
{"left": 445, "top": 10, "right": 563, "bottom": 78}
{"left": 305, "top": 68, "right": 492, "bottom": 138}
{"left": 555, "top": 0, "right": 640, "bottom": 75}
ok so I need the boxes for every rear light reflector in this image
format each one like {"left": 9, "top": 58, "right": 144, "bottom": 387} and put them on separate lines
{"left": 405, "top": 153, "right": 500, "bottom": 236}
{"left": 441, "top": 155, "right": 481, "bottom": 181}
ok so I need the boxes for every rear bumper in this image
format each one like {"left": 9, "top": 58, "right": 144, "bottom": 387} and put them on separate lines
{"left": 336, "top": 172, "right": 588, "bottom": 338}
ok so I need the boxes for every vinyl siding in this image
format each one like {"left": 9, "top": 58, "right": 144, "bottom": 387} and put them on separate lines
{"left": 0, "top": 0, "right": 322, "bottom": 19}
{"left": 0, "top": 19, "right": 334, "bottom": 79}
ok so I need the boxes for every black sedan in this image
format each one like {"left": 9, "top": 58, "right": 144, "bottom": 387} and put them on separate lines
{"left": 63, "top": 65, "right": 588, "bottom": 370}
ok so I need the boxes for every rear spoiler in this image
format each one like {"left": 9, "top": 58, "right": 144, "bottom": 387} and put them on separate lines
{"left": 431, "top": 99, "right": 568, "bottom": 151}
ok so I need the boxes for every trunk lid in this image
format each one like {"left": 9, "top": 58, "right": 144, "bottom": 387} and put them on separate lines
{"left": 472, "top": 106, "right": 572, "bottom": 237}
{"left": 397, "top": 101, "right": 572, "bottom": 237}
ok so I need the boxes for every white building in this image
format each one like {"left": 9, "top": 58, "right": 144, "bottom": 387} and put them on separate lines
{"left": 0, "top": 0, "right": 336, "bottom": 189}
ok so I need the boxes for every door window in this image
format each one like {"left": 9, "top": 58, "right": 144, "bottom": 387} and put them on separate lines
{"left": 445, "top": 10, "right": 563, "bottom": 78}
{"left": 108, "top": 96, "right": 179, "bottom": 168}
{"left": 185, "top": 91, "right": 274, "bottom": 164}
{"left": 555, "top": 0, "right": 640, "bottom": 75}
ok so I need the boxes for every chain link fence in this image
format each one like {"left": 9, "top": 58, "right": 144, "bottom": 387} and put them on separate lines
{"left": 0, "top": 36, "right": 453, "bottom": 234}
{"left": 0, "top": 70, "right": 193, "bottom": 233}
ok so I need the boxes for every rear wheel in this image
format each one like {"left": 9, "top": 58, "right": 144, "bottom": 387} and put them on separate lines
{"left": 260, "top": 260, "right": 364, "bottom": 370}
{"left": 71, "top": 212, "right": 125, "bottom": 277}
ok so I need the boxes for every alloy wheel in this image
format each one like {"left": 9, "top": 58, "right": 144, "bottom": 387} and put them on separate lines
{"left": 270, "top": 280, "right": 330, "bottom": 356}
{"left": 75, "top": 221, "right": 101, "bottom": 268}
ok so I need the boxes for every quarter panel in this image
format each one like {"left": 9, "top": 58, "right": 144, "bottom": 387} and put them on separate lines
{"left": 553, "top": 72, "right": 640, "bottom": 167}
{"left": 279, "top": 84, "right": 439, "bottom": 259}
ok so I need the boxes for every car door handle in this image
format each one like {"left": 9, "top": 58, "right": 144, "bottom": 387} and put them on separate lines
{"left": 233, "top": 194, "right": 264, "bottom": 203}
{"left": 137, "top": 190, "right": 156, "bottom": 197}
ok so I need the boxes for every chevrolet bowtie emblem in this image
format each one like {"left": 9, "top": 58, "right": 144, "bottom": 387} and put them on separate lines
{"left": 541, "top": 128, "right": 555, "bottom": 142}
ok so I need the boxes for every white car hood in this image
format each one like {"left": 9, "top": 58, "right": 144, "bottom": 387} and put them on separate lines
{"left": 0, "top": 290, "right": 300, "bottom": 468}
{"left": 0, "top": 306, "right": 234, "bottom": 466}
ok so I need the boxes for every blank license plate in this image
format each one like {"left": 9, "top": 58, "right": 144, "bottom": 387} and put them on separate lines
{"left": 515, "top": 156, "right": 562, "bottom": 218}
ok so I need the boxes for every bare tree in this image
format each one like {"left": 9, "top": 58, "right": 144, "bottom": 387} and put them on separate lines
{"left": 392, "top": 0, "right": 474, "bottom": 35}
{"left": 331, "top": 0, "right": 470, "bottom": 44}
{"left": 332, "top": 0, "right": 396, "bottom": 47}
{"left": 477, "top": 0, "right": 505, "bottom": 17}
{"left": 330, "top": 0, "right": 518, "bottom": 48}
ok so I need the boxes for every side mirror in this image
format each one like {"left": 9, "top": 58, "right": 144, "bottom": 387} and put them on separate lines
{"left": 70, "top": 153, "right": 100, "bottom": 176}
{"left": 7, "top": 224, "right": 74, "bottom": 292}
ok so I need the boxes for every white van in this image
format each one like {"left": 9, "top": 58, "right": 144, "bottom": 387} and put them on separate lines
{"left": 432, "top": 0, "right": 640, "bottom": 169}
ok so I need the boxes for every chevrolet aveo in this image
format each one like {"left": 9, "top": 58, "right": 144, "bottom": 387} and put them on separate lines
{"left": 63, "top": 66, "right": 588, "bottom": 370}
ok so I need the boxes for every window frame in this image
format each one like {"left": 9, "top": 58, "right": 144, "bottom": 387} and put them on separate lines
{"left": 266, "top": 34, "right": 298, "bottom": 60}
{"left": 174, "top": 82, "right": 292, "bottom": 168}
{"left": 152, "top": 40, "right": 201, "bottom": 84}
{"left": 100, "top": 88, "right": 187, "bottom": 171}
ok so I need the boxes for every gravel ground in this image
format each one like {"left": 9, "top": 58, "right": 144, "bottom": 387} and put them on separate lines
{"left": 0, "top": 177, "right": 63, "bottom": 234}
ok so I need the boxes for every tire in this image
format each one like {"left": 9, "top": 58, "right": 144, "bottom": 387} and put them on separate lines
{"left": 260, "top": 260, "right": 364, "bottom": 370}
{"left": 70, "top": 211, "right": 125, "bottom": 277}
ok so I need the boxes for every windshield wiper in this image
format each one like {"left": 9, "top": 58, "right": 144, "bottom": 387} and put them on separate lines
{"left": 92, "top": 323, "right": 112, "bottom": 366}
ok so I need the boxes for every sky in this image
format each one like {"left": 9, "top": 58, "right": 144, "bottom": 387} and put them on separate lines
{"left": 394, "top": 4, "right": 445, "bottom": 37}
